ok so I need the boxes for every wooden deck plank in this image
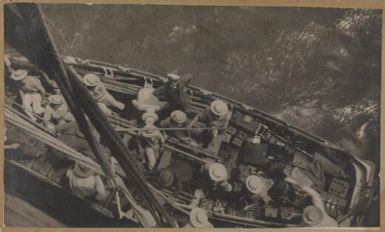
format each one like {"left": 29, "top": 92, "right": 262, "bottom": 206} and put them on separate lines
{"left": 4, "top": 193, "right": 66, "bottom": 227}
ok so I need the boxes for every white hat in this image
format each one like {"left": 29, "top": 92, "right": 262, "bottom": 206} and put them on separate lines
{"left": 167, "top": 73, "right": 180, "bottom": 81}
{"left": 141, "top": 111, "right": 159, "bottom": 124}
{"left": 83, "top": 73, "right": 100, "bottom": 87}
{"left": 302, "top": 205, "right": 324, "bottom": 226}
{"left": 10, "top": 69, "right": 28, "bottom": 81}
{"left": 48, "top": 94, "right": 64, "bottom": 105}
{"left": 208, "top": 163, "right": 227, "bottom": 182}
{"left": 210, "top": 99, "right": 229, "bottom": 116}
{"left": 171, "top": 110, "right": 187, "bottom": 124}
{"left": 189, "top": 207, "right": 213, "bottom": 228}
{"left": 141, "top": 125, "right": 159, "bottom": 138}
{"left": 245, "top": 175, "right": 272, "bottom": 195}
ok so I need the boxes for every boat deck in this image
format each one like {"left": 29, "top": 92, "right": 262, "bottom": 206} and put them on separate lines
{"left": 4, "top": 193, "right": 66, "bottom": 227}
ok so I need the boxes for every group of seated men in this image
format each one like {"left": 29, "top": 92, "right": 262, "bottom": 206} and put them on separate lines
{"left": 80, "top": 71, "right": 232, "bottom": 171}
{"left": 8, "top": 69, "right": 75, "bottom": 131}
{"left": 8, "top": 67, "right": 232, "bottom": 204}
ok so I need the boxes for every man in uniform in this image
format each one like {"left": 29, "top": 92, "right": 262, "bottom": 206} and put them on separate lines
{"left": 83, "top": 73, "right": 125, "bottom": 115}
{"left": 66, "top": 162, "right": 108, "bottom": 202}
{"left": 159, "top": 110, "right": 191, "bottom": 142}
{"left": 9, "top": 69, "right": 46, "bottom": 121}
{"left": 43, "top": 94, "right": 74, "bottom": 133}
{"left": 158, "top": 159, "right": 194, "bottom": 198}
{"left": 189, "top": 99, "right": 231, "bottom": 147}
{"left": 153, "top": 73, "right": 191, "bottom": 114}
{"left": 137, "top": 125, "right": 165, "bottom": 170}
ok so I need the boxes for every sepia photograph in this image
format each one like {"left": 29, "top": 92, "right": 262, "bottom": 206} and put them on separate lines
{"left": 3, "top": 2, "right": 381, "bottom": 228}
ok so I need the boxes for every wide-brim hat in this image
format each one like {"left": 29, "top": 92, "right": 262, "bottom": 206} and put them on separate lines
{"left": 171, "top": 110, "right": 187, "bottom": 124}
{"left": 245, "top": 175, "right": 266, "bottom": 194}
{"left": 210, "top": 99, "right": 229, "bottom": 117}
{"left": 189, "top": 207, "right": 212, "bottom": 228}
{"left": 141, "top": 111, "right": 159, "bottom": 124}
{"left": 141, "top": 125, "right": 159, "bottom": 138}
{"left": 48, "top": 94, "right": 64, "bottom": 105}
{"left": 158, "top": 169, "right": 175, "bottom": 187}
{"left": 83, "top": 73, "right": 100, "bottom": 87}
{"left": 302, "top": 205, "right": 324, "bottom": 226}
{"left": 73, "top": 162, "right": 95, "bottom": 178}
{"left": 208, "top": 163, "right": 227, "bottom": 182}
{"left": 10, "top": 69, "right": 28, "bottom": 81}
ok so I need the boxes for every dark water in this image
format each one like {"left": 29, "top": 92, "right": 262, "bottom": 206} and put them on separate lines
{"left": 41, "top": 5, "right": 381, "bottom": 165}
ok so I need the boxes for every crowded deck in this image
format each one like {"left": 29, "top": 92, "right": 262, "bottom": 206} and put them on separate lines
{"left": 4, "top": 52, "right": 376, "bottom": 228}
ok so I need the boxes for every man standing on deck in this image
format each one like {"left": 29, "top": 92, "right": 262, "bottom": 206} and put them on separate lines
{"left": 189, "top": 99, "right": 231, "bottom": 147}
{"left": 153, "top": 73, "right": 192, "bottom": 114}
{"left": 83, "top": 73, "right": 125, "bottom": 115}
{"left": 159, "top": 110, "right": 191, "bottom": 142}
{"left": 9, "top": 69, "right": 46, "bottom": 121}
{"left": 137, "top": 125, "right": 165, "bottom": 170}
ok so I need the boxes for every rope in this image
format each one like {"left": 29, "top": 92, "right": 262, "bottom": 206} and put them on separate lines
{"left": 115, "top": 125, "right": 226, "bottom": 132}
{"left": 6, "top": 98, "right": 53, "bottom": 134}
{"left": 6, "top": 105, "right": 159, "bottom": 227}
{"left": 5, "top": 106, "right": 104, "bottom": 175}
{"left": 7, "top": 96, "right": 47, "bottom": 122}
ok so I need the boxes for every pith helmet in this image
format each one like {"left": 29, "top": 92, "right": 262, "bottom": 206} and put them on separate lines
{"left": 167, "top": 73, "right": 180, "bottom": 81}
{"left": 245, "top": 175, "right": 267, "bottom": 194}
{"left": 10, "top": 69, "right": 28, "bottom": 81}
{"left": 210, "top": 99, "right": 228, "bottom": 116}
{"left": 141, "top": 111, "right": 159, "bottom": 124}
{"left": 171, "top": 110, "right": 187, "bottom": 124}
{"left": 189, "top": 207, "right": 213, "bottom": 228}
{"left": 48, "top": 94, "right": 64, "bottom": 105}
{"left": 83, "top": 73, "right": 100, "bottom": 87}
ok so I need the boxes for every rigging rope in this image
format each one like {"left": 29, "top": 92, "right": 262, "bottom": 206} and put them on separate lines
{"left": 6, "top": 97, "right": 53, "bottom": 134}
{"left": 115, "top": 125, "right": 226, "bottom": 132}
{"left": 5, "top": 106, "right": 104, "bottom": 175}
{"left": 5, "top": 105, "right": 159, "bottom": 227}
{"left": 5, "top": 4, "right": 174, "bottom": 226}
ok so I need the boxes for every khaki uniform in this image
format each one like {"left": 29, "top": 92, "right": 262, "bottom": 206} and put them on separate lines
{"left": 137, "top": 130, "right": 165, "bottom": 169}
{"left": 191, "top": 107, "right": 231, "bottom": 147}
{"left": 89, "top": 83, "right": 124, "bottom": 114}
{"left": 43, "top": 103, "right": 74, "bottom": 125}
{"left": 66, "top": 168, "right": 107, "bottom": 201}
{"left": 198, "top": 108, "right": 231, "bottom": 131}
{"left": 159, "top": 117, "right": 190, "bottom": 142}
{"left": 19, "top": 76, "right": 46, "bottom": 120}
